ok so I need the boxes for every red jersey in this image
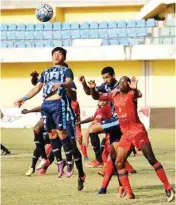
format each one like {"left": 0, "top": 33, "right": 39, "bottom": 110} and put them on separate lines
{"left": 93, "top": 104, "right": 112, "bottom": 122}
{"left": 100, "top": 90, "right": 146, "bottom": 133}
{"left": 71, "top": 101, "right": 80, "bottom": 116}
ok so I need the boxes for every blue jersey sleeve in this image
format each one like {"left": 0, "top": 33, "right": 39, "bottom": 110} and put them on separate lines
{"left": 65, "top": 68, "right": 74, "bottom": 80}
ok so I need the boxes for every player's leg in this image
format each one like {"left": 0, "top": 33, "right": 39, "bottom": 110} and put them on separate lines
{"left": 1, "top": 144, "right": 11, "bottom": 155}
{"left": 141, "top": 141, "right": 174, "bottom": 202}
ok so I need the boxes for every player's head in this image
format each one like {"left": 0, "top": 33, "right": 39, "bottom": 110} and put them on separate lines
{"left": 119, "top": 76, "right": 131, "bottom": 93}
{"left": 51, "top": 47, "right": 67, "bottom": 65}
{"left": 97, "top": 100, "right": 108, "bottom": 108}
{"left": 101, "top": 67, "right": 115, "bottom": 86}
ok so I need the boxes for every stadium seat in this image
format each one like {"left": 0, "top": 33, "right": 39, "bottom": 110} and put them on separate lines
{"left": 53, "top": 40, "right": 63, "bottom": 47}
{"left": 166, "top": 19, "right": 175, "bottom": 27}
{"left": 80, "top": 30, "right": 89, "bottom": 38}
{"left": 44, "top": 40, "right": 53, "bottom": 47}
{"left": 53, "top": 31, "right": 62, "bottom": 39}
{"left": 53, "top": 22, "right": 62, "bottom": 30}
{"left": 17, "top": 24, "right": 26, "bottom": 31}
{"left": 8, "top": 24, "right": 17, "bottom": 31}
{"left": 80, "top": 22, "right": 89, "bottom": 29}
{"left": 43, "top": 31, "right": 53, "bottom": 39}
{"left": 16, "top": 41, "right": 25, "bottom": 48}
{"left": 170, "top": 27, "right": 175, "bottom": 36}
{"left": 108, "top": 21, "right": 117, "bottom": 28}
{"left": 16, "top": 31, "right": 25, "bottom": 40}
{"left": 160, "top": 27, "right": 170, "bottom": 37}
{"left": 99, "top": 30, "right": 108, "bottom": 38}
{"left": 1, "top": 41, "right": 7, "bottom": 48}
{"left": 35, "top": 24, "right": 44, "bottom": 31}
{"left": 108, "top": 30, "right": 117, "bottom": 38}
{"left": 90, "top": 22, "right": 99, "bottom": 29}
{"left": 26, "top": 24, "right": 35, "bottom": 31}
{"left": 89, "top": 30, "right": 99, "bottom": 38}
{"left": 136, "top": 19, "right": 146, "bottom": 28}
{"left": 62, "top": 31, "right": 71, "bottom": 39}
{"left": 109, "top": 39, "right": 119, "bottom": 45}
{"left": 7, "top": 41, "right": 14, "bottom": 48}
{"left": 118, "top": 29, "right": 127, "bottom": 37}
{"left": 1, "top": 24, "right": 8, "bottom": 31}
{"left": 161, "top": 38, "right": 172, "bottom": 44}
{"left": 35, "top": 31, "right": 44, "bottom": 40}
{"left": 129, "top": 38, "right": 139, "bottom": 45}
{"left": 63, "top": 40, "right": 72, "bottom": 47}
{"left": 7, "top": 31, "right": 16, "bottom": 40}
{"left": 1, "top": 32, "right": 7, "bottom": 40}
{"left": 25, "top": 41, "right": 34, "bottom": 47}
{"left": 102, "top": 39, "right": 109, "bottom": 46}
{"left": 25, "top": 31, "right": 35, "bottom": 40}
{"left": 62, "top": 22, "right": 71, "bottom": 30}
{"left": 119, "top": 39, "right": 128, "bottom": 46}
{"left": 71, "top": 22, "right": 80, "bottom": 30}
{"left": 127, "top": 20, "right": 136, "bottom": 28}
{"left": 152, "top": 38, "right": 160, "bottom": 44}
{"left": 118, "top": 20, "right": 127, "bottom": 28}
{"left": 71, "top": 30, "right": 80, "bottom": 39}
{"left": 34, "top": 40, "right": 44, "bottom": 47}
{"left": 146, "top": 19, "right": 156, "bottom": 27}
{"left": 137, "top": 28, "right": 147, "bottom": 37}
{"left": 99, "top": 21, "right": 108, "bottom": 29}
{"left": 128, "top": 29, "right": 137, "bottom": 37}
{"left": 43, "top": 23, "right": 53, "bottom": 30}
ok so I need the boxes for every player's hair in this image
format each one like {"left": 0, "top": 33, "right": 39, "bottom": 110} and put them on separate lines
{"left": 120, "top": 76, "right": 131, "bottom": 83}
{"left": 63, "top": 62, "right": 68, "bottom": 67}
{"left": 51, "top": 47, "right": 67, "bottom": 59}
{"left": 101, "top": 66, "right": 115, "bottom": 76}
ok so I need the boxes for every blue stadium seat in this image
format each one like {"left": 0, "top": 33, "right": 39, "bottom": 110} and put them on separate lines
{"left": 108, "top": 30, "right": 117, "bottom": 38}
{"left": 71, "top": 22, "right": 80, "bottom": 30}
{"left": 35, "top": 31, "right": 44, "bottom": 40}
{"left": 136, "top": 19, "right": 145, "bottom": 27}
{"left": 80, "top": 30, "right": 89, "bottom": 38}
{"left": 80, "top": 22, "right": 89, "bottom": 29}
{"left": 43, "top": 23, "right": 53, "bottom": 30}
{"left": 16, "top": 41, "right": 25, "bottom": 48}
{"left": 119, "top": 39, "right": 128, "bottom": 46}
{"left": 89, "top": 30, "right": 99, "bottom": 38}
{"left": 62, "top": 22, "right": 71, "bottom": 30}
{"left": 17, "top": 24, "right": 26, "bottom": 31}
{"left": 7, "top": 31, "right": 16, "bottom": 40}
{"left": 7, "top": 41, "right": 14, "bottom": 48}
{"left": 53, "top": 31, "right": 62, "bottom": 39}
{"left": 99, "top": 30, "right": 108, "bottom": 38}
{"left": 1, "top": 24, "right": 8, "bottom": 31}
{"left": 16, "top": 31, "right": 25, "bottom": 40}
{"left": 109, "top": 39, "right": 119, "bottom": 45}
{"left": 63, "top": 40, "right": 72, "bottom": 47}
{"left": 35, "top": 24, "right": 44, "bottom": 31}
{"left": 127, "top": 20, "right": 136, "bottom": 28}
{"left": 43, "top": 31, "right": 53, "bottom": 39}
{"left": 90, "top": 22, "right": 99, "bottom": 29}
{"left": 1, "top": 41, "right": 7, "bottom": 48}
{"left": 25, "top": 31, "right": 35, "bottom": 40}
{"left": 118, "top": 20, "right": 127, "bottom": 28}
{"left": 44, "top": 40, "right": 53, "bottom": 47}
{"left": 53, "top": 40, "right": 62, "bottom": 47}
{"left": 129, "top": 38, "right": 139, "bottom": 45}
{"left": 25, "top": 41, "right": 34, "bottom": 47}
{"left": 71, "top": 30, "right": 80, "bottom": 39}
{"left": 53, "top": 22, "right": 62, "bottom": 30}
{"left": 128, "top": 29, "right": 137, "bottom": 37}
{"left": 34, "top": 40, "right": 44, "bottom": 47}
{"left": 1, "top": 32, "right": 7, "bottom": 40}
{"left": 62, "top": 31, "right": 71, "bottom": 39}
{"left": 108, "top": 21, "right": 117, "bottom": 28}
{"left": 8, "top": 24, "right": 17, "bottom": 31}
{"left": 102, "top": 39, "right": 109, "bottom": 46}
{"left": 26, "top": 24, "right": 35, "bottom": 31}
{"left": 146, "top": 19, "right": 156, "bottom": 27}
{"left": 99, "top": 21, "right": 108, "bottom": 29}
{"left": 137, "top": 28, "right": 147, "bottom": 37}
{"left": 118, "top": 29, "right": 127, "bottom": 37}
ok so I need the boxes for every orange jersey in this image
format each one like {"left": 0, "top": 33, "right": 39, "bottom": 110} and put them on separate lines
{"left": 93, "top": 104, "right": 112, "bottom": 122}
{"left": 71, "top": 101, "right": 80, "bottom": 117}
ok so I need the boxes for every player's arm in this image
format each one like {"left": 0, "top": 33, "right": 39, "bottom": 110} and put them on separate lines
{"left": 76, "top": 116, "right": 94, "bottom": 126}
{"left": 21, "top": 106, "right": 42, "bottom": 114}
{"left": 66, "top": 88, "right": 77, "bottom": 101}
{"left": 128, "top": 76, "right": 142, "bottom": 99}
{"left": 87, "top": 80, "right": 100, "bottom": 100}
{"left": 79, "top": 75, "right": 91, "bottom": 95}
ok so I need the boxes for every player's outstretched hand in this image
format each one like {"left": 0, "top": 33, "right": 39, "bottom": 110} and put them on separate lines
{"left": 128, "top": 76, "right": 138, "bottom": 90}
{"left": 78, "top": 75, "right": 86, "bottom": 84}
{"left": 14, "top": 98, "right": 25, "bottom": 108}
{"left": 52, "top": 84, "right": 61, "bottom": 92}
{"left": 21, "top": 109, "right": 29, "bottom": 114}
{"left": 88, "top": 80, "right": 96, "bottom": 88}
{"left": 30, "top": 71, "right": 39, "bottom": 78}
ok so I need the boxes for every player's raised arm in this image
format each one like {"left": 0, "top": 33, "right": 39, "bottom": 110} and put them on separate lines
{"left": 88, "top": 80, "right": 100, "bottom": 100}
{"left": 128, "top": 76, "right": 142, "bottom": 99}
{"left": 79, "top": 75, "right": 91, "bottom": 95}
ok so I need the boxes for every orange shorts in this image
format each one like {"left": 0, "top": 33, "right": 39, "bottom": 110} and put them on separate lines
{"left": 75, "top": 125, "right": 82, "bottom": 138}
{"left": 118, "top": 129, "right": 149, "bottom": 151}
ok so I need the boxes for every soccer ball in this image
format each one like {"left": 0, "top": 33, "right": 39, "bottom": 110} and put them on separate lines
{"left": 36, "top": 4, "right": 53, "bottom": 22}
